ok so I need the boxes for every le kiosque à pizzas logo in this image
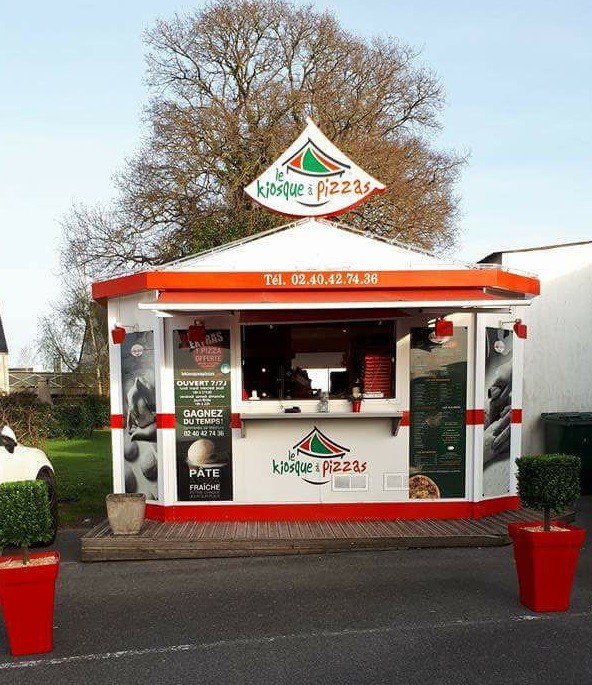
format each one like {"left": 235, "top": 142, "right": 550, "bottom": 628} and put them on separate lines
{"left": 244, "top": 118, "right": 385, "bottom": 218}
{"left": 271, "top": 426, "right": 367, "bottom": 485}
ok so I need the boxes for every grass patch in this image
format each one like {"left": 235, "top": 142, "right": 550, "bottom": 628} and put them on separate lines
{"left": 47, "top": 429, "right": 112, "bottom": 527}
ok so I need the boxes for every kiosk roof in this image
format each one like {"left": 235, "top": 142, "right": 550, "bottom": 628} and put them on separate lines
{"left": 93, "top": 218, "right": 540, "bottom": 307}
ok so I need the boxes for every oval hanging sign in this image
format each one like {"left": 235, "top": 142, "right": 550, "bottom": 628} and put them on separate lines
{"left": 244, "top": 118, "right": 386, "bottom": 218}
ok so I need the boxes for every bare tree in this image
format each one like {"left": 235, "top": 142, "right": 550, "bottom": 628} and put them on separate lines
{"left": 37, "top": 270, "right": 109, "bottom": 395}
{"left": 15, "top": 344, "right": 38, "bottom": 370}
{"left": 63, "top": 0, "right": 465, "bottom": 276}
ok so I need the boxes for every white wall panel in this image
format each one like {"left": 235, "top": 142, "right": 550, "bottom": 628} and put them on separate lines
{"left": 500, "top": 244, "right": 592, "bottom": 455}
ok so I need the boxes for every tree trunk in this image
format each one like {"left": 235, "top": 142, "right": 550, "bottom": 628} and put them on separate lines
{"left": 87, "top": 315, "right": 104, "bottom": 396}
{"left": 544, "top": 505, "right": 551, "bottom": 532}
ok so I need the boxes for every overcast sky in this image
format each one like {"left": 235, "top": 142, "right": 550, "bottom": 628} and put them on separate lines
{"left": 1, "top": 0, "right": 590, "bottom": 366}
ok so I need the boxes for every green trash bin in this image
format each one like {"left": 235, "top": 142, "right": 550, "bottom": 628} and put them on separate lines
{"left": 541, "top": 412, "right": 592, "bottom": 495}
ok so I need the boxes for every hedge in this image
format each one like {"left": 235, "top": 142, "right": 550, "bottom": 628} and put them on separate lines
{"left": 48, "top": 395, "right": 111, "bottom": 439}
{"left": 0, "top": 392, "right": 52, "bottom": 449}
{"left": 0, "top": 392, "right": 110, "bottom": 445}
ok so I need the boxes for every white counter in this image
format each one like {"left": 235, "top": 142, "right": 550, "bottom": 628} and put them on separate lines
{"left": 238, "top": 411, "right": 403, "bottom": 436}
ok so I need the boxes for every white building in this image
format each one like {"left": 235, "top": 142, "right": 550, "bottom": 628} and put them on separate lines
{"left": 480, "top": 240, "right": 592, "bottom": 456}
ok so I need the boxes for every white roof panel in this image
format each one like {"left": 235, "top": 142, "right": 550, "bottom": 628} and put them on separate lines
{"left": 161, "top": 219, "right": 468, "bottom": 273}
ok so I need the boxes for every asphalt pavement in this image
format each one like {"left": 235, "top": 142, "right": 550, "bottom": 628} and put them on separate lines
{"left": 1, "top": 500, "right": 592, "bottom": 684}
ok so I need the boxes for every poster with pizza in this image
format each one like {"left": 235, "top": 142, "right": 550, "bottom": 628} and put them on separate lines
{"left": 172, "top": 328, "right": 233, "bottom": 501}
{"left": 482, "top": 328, "right": 513, "bottom": 497}
{"left": 409, "top": 327, "right": 468, "bottom": 499}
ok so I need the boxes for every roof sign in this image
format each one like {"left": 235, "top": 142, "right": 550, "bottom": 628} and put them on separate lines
{"left": 244, "top": 118, "right": 386, "bottom": 218}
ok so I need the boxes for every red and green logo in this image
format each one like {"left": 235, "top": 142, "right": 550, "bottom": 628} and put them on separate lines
{"left": 244, "top": 118, "right": 385, "bottom": 218}
{"left": 293, "top": 426, "right": 349, "bottom": 459}
{"left": 283, "top": 140, "right": 350, "bottom": 178}
{"left": 271, "top": 426, "right": 366, "bottom": 485}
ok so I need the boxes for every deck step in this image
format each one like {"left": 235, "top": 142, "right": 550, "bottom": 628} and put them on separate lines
{"left": 79, "top": 508, "right": 547, "bottom": 562}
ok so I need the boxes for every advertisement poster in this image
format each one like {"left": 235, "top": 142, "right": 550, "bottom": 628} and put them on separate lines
{"left": 409, "top": 327, "right": 468, "bottom": 499}
{"left": 173, "top": 329, "right": 233, "bottom": 501}
{"left": 483, "top": 328, "right": 513, "bottom": 497}
{"left": 120, "top": 331, "right": 159, "bottom": 500}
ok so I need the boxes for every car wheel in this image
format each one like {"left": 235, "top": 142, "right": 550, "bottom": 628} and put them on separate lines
{"left": 36, "top": 468, "right": 59, "bottom": 544}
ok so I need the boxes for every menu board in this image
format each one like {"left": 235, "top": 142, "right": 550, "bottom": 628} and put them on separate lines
{"left": 173, "top": 329, "right": 233, "bottom": 501}
{"left": 409, "top": 327, "right": 467, "bottom": 499}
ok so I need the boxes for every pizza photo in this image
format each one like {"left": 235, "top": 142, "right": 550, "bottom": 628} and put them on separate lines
{"left": 408, "top": 474, "right": 441, "bottom": 499}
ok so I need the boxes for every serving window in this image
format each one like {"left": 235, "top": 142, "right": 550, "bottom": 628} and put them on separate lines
{"left": 241, "top": 320, "right": 395, "bottom": 401}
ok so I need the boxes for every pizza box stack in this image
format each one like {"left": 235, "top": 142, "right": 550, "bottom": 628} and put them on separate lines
{"left": 362, "top": 354, "right": 392, "bottom": 397}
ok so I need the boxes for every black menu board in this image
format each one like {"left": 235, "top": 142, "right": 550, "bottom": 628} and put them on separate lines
{"left": 409, "top": 327, "right": 467, "bottom": 499}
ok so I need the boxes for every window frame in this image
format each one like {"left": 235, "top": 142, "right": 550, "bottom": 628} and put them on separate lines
{"left": 240, "top": 317, "right": 397, "bottom": 404}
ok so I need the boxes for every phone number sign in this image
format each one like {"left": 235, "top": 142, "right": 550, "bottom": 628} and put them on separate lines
{"left": 262, "top": 271, "right": 380, "bottom": 288}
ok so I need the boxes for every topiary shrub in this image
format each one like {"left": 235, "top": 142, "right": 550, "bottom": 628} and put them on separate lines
{"left": 516, "top": 454, "right": 581, "bottom": 531}
{"left": 0, "top": 481, "right": 53, "bottom": 564}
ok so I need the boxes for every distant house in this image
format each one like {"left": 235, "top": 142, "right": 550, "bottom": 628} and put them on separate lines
{"left": 0, "top": 313, "right": 8, "bottom": 394}
{"left": 6, "top": 302, "right": 108, "bottom": 400}
{"left": 480, "top": 240, "right": 592, "bottom": 455}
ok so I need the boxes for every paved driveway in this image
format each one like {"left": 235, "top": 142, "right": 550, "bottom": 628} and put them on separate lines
{"left": 1, "top": 499, "right": 591, "bottom": 684}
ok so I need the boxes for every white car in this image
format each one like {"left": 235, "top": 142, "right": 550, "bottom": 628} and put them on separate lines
{"left": 0, "top": 425, "right": 58, "bottom": 542}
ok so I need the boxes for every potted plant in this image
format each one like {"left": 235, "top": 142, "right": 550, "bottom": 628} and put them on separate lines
{"left": 0, "top": 480, "right": 59, "bottom": 656}
{"left": 508, "top": 453, "right": 586, "bottom": 612}
{"left": 350, "top": 381, "right": 363, "bottom": 413}
{"left": 106, "top": 492, "right": 146, "bottom": 535}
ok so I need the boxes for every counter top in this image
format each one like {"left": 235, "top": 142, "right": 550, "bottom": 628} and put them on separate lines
{"left": 239, "top": 411, "right": 403, "bottom": 419}
{"left": 238, "top": 411, "right": 403, "bottom": 436}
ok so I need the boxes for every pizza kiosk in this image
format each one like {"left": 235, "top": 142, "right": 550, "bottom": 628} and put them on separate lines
{"left": 93, "top": 120, "right": 540, "bottom": 522}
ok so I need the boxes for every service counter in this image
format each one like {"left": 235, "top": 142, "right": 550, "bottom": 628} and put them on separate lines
{"left": 233, "top": 409, "right": 409, "bottom": 506}
{"left": 238, "top": 410, "right": 404, "bottom": 436}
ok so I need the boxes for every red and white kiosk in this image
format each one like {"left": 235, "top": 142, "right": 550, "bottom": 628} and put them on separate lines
{"left": 93, "top": 121, "right": 539, "bottom": 522}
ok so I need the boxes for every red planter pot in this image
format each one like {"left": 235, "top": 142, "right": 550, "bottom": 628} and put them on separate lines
{"left": 0, "top": 551, "right": 60, "bottom": 656}
{"left": 508, "top": 522, "right": 586, "bottom": 612}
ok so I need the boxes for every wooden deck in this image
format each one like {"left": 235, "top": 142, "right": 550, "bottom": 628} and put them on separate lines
{"left": 80, "top": 508, "right": 545, "bottom": 562}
